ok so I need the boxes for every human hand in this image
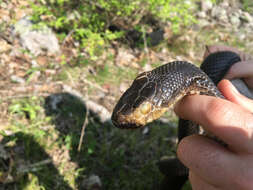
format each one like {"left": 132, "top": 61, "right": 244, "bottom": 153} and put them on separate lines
{"left": 174, "top": 80, "right": 253, "bottom": 190}
{"left": 225, "top": 60, "right": 253, "bottom": 89}
{"left": 204, "top": 44, "right": 253, "bottom": 89}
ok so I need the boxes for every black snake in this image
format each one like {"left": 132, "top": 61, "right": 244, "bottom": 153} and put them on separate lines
{"left": 111, "top": 51, "right": 251, "bottom": 189}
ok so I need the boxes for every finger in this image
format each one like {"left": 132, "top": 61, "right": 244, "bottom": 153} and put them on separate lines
{"left": 225, "top": 61, "right": 253, "bottom": 84}
{"left": 174, "top": 95, "right": 253, "bottom": 153}
{"left": 177, "top": 135, "right": 243, "bottom": 189}
{"left": 204, "top": 45, "right": 252, "bottom": 61}
{"left": 245, "top": 78, "right": 253, "bottom": 89}
{"left": 189, "top": 171, "right": 220, "bottom": 190}
{"left": 218, "top": 80, "right": 253, "bottom": 112}
{"left": 204, "top": 45, "right": 240, "bottom": 59}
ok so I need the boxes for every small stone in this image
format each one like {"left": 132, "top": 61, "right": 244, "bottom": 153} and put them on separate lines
{"left": 220, "top": 1, "right": 229, "bottom": 8}
{"left": 143, "top": 64, "right": 152, "bottom": 72}
{"left": 211, "top": 7, "right": 228, "bottom": 24}
{"left": 230, "top": 15, "right": 241, "bottom": 27}
{"left": 147, "top": 29, "right": 164, "bottom": 46}
{"left": 82, "top": 175, "right": 102, "bottom": 190}
{"left": 10, "top": 75, "right": 25, "bottom": 84}
{"left": 0, "top": 40, "right": 12, "bottom": 53}
{"left": 31, "top": 60, "right": 38, "bottom": 67}
{"left": 197, "top": 19, "right": 210, "bottom": 27}
{"left": 12, "top": 17, "right": 60, "bottom": 56}
{"left": 0, "top": 145, "right": 9, "bottom": 159}
{"left": 119, "top": 82, "right": 129, "bottom": 93}
{"left": 237, "top": 33, "right": 246, "bottom": 40}
{"left": 45, "top": 69, "right": 56, "bottom": 76}
{"left": 142, "top": 127, "right": 149, "bottom": 135}
{"left": 197, "top": 11, "right": 207, "bottom": 18}
{"left": 0, "top": 2, "right": 8, "bottom": 9}
{"left": 241, "top": 12, "right": 253, "bottom": 23}
{"left": 201, "top": 0, "right": 213, "bottom": 12}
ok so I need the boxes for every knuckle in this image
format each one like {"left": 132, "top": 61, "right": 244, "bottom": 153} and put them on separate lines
{"left": 204, "top": 99, "right": 231, "bottom": 125}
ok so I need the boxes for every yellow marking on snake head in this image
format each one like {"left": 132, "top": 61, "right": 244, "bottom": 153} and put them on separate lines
{"left": 140, "top": 102, "right": 152, "bottom": 114}
{"left": 133, "top": 109, "right": 142, "bottom": 120}
{"left": 120, "top": 102, "right": 168, "bottom": 126}
{"left": 149, "top": 108, "right": 168, "bottom": 122}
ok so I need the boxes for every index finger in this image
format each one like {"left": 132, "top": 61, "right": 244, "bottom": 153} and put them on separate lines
{"left": 225, "top": 61, "right": 253, "bottom": 80}
{"left": 174, "top": 95, "right": 253, "bottom": 153}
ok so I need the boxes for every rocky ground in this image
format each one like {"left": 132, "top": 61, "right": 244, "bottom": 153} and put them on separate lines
{"left": 0, "top": 0, "right": 253, "bottom": 190}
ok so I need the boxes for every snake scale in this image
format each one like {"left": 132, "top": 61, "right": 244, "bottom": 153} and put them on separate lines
{"left": 111, "top": 51, "right": 242, "bottom": 189}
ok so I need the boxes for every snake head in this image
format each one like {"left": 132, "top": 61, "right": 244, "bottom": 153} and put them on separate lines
{"left": 111, "top": 61, "right": 219, "bottom": 129}
{"left": 111, "top": 72, "right": 169, "bottom": 129}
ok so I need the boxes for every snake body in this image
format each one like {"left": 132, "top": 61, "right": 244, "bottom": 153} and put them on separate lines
{"left": 111, "top": 51, "right": 242, "bottom": 189}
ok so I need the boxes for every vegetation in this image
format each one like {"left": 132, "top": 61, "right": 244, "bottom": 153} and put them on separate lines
{"left": 241, "top": 0, "right": 253, "bottom": 13}
{"left": 1, "top": 0, "right": 253, "bottom": 190}
{"left": 30, "top": 0, "right": 196, "bottom": 59}
{"left": 2, "top": 94, "right": 181, "bottom": 190}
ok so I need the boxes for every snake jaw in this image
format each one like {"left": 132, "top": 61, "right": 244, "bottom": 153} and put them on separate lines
{"left": 112, "top": 101, "right": 169, "bottom": 129}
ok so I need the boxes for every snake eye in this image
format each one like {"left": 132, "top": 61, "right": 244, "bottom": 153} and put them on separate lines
{"left": 140, "top": 102, "right": 152, "bottom": 114}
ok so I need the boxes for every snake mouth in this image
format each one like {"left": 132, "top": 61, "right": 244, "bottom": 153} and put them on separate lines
{"left": 113, "top": 123, "right": 141, "bottom": 129}
{"left": 111, "top": 101, "right": 170, "bottom": 129}
{"left": 111, "top": 111, "right": 144, "bottom": 129}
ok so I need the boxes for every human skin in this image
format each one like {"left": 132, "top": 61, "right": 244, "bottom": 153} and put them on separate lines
{"left": 174, "top": 79, "right": 253, "bottom": 190}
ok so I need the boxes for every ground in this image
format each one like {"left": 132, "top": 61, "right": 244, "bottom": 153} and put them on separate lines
{"left": 0, "top": 0, "right": 253, "bottom": 190}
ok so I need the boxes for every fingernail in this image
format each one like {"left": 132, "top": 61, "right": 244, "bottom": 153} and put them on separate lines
{"left": 230, "top": 82, "right": 240, "bottom": 95}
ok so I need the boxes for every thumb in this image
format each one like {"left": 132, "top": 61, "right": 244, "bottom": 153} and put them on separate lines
{"left": 218, "top": 79, "right": 253, "bottom": 113}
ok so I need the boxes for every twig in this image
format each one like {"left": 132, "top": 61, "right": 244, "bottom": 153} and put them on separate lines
{"left": 66, "top": 71, "right": 75, "bottom": 87}
{"left": 18, "top": 159, "right": 52, "bottom": 173}
{"left": 78, "top": 103, "right": 89, "bottom": 152}
{"left": 82, "top": 78, "right": 108, "bottom": 93}
{"left": 142, "top": 26, "right": 150, "bottom": 64}
{"left": 63, "top": 84, "right": 111, "bottom": 122}
{"left": 62, "top": 29, "right": 75, "bottom": 46}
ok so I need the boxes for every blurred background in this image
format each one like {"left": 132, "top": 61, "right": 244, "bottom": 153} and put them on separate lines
{"left": 0, "top": 0, "right": 253, "bottom": 189}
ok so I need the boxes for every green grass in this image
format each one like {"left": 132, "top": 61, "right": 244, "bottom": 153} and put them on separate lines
{"left": 1, "top": 93, "right": 183, "bottom": 190}
{"left": 87, "top": 63, "right": 138, "bottom": 86}
{"left": 241, "top": 0, "right": 253, "bottom": 13}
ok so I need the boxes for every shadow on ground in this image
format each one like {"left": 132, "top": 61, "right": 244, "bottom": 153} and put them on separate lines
{"left": 1, "top": 92, "right": 179, "bottom": 190}
{"left": 0, "top": 132, "right": 73, "bottom": 190}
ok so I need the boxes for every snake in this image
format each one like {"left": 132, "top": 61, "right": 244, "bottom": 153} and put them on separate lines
{"left": 111, "top": 51, "right": 246, "bottom": 189}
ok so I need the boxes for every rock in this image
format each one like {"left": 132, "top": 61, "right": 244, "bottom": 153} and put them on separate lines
{"left": 142, "top": 63, "right": 153, "bottom": 72}
{"left": 31, "top": 60, "right": 38, "bottom": 67}
{"left": 237, "top": 32, "right": 246, "bottom": 41}
{"left": 197, "top": 11, "right": 207, "bottom": 19}
{"left": 220, "top": 1, "right": 230, "bottom": 8}
{"left": 211, "top": 7, "right": 228, "bottom": 24}
{"left": 230, "top": 13, "right": 241, "bottom": 27}
{"left": 197, "top": 19, "right": 210, "bottom": 27}
{"left": 82, "top": 175, "right": 102, "bottom": 190}
{"left": 241, "top": 12, "right": 253, "bottom": 23}
{"left": 147, "top": 29, "right": 164, "bottom": 46}
{"left": 201, "top": 0, "right": 213, "bottom": 12}
{"left": 119, "top": 82, "right": 129, "bottom": 93}
{"left": 12, "top": 17, "right": 60, "bottom": 56}
{"left": 10, "top": 75, "right": 25, "bottom": 84}
{"left": 0, "top": 39, "right": 12, "bottom": 53}
{"left": 0, "top": 144, "right": 9, "bottom": 159}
